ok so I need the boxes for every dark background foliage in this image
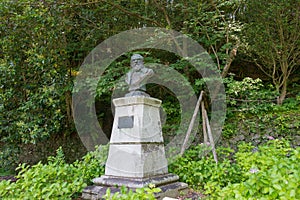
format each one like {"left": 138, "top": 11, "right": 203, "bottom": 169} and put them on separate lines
{"left": 0, "top": 0, "right": 299, "bottom": 171}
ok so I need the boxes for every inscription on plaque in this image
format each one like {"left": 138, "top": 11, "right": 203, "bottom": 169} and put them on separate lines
{"left": 118, "top": 116, "right": 134, "bottom": 129}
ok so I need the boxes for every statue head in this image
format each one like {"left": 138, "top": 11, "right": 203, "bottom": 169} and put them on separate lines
{"left": 130, "top": 54, "right": 144, "bottom": 71}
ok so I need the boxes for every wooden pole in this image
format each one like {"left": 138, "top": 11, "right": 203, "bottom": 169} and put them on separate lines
{"left": 203, "top": 108, "right": 218, "bottom": 164}
{"left": 201, "top": 101, "right": 208, "bottom": 144}
{"left": 180, "top": 91, "right": 204, "bottom": 156}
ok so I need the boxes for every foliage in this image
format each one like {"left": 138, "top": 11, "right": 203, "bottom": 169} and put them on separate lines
{"left": 214, "top": 140, "right": 300, "bottom": 199}
{"left": 223, "top": 110, "right": 300, "bottom": 145}
{"left": 184, "top": 0, "right": 242, "bottom": 77}
{"left": 0, "top": 144, "right": 20, "bottom": 172}
{"left": 225, "top": 76, "right": 278, "bottom": 115}
{"left": 0, "top": 144, "right": 161, "bottom": 199}
{"left": 0, "top": 0, "right": 245, "bottom": 148}
{"left": 241, "top": 0, "right": 300, "bottom": 104}
{"left": 104, "top": 185, "right": 161, "bottom": 200}
{"left": 0, "top": 168, "right": 12, "bottom": 177}
{"left": 222, "top": 79, "right": 300, "bottom": 140}
{"left": 169, "top": 139, "right": 300, "bottom": 199}
{"left": 1, "top": 0, "right": 300, "bottom": 186}
{"left": 169, "top": 144, "right": 243, "bottom": 194}
{"left": 0, "top": 0, "right": 71, "bottom": 169}
{"left": 0, "top": 146, "right": 107, "bottom": 199}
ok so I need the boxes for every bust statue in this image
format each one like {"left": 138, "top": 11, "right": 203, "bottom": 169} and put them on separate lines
{"left": 125, "top": 54, "right": 154, "bottom": 97}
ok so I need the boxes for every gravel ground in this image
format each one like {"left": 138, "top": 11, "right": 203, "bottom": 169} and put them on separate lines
{"left": 178, "top": 189, "right": 205, "bottom": 200}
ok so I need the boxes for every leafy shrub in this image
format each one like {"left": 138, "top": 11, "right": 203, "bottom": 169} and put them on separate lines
{"left": 222, "top": 96, "right": 300, "bottom": 146}
{"left": 170, "top": 139, "right": 300, "bottom": 199}
{"left": 214, "top": 139, "right": 300, "bottom": 199}
{"left": 169, "top": 144, "right": 243, "bottom": 194}
{"left": 104, "top": 185, "right": 161, "bottom": 200}
{"left": 0, "top": 145, "right": 107, "bottom": 199}
{"left": 225, "top": 76, "right": 278, "bottom": 115}
{"left": 0, "top": 144, "right": 20, "bottom": 172}
{"left": 235, "top": 139, "right": 292, "bottom": 173}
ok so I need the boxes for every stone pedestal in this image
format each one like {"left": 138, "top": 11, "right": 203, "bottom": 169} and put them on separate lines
{"left": 82, "top": 97, "right": 188, "bottom": 199}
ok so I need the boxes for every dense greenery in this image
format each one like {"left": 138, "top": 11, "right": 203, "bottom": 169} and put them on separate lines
{"left": 169, "top": 139, "right": 300, "bottom": 199}
{"left": 0, "top": 0, "right": 299, "bottom": 199}
{"left": 1, "top": 139, "right": 298, "bottom": 199}
{"left": 0, "top": 145, "right": 160, "bottom": 199}
{"left": 104, "top": 186, "right": 160, "bottom": 200}
{"left": 241, "top": 0, "right": 300, "bottom": 104}
{"left": 1, "top": 0, "right": 299, "bottom": 169}
{"left": 0, "top": 146, "right": 107, "bottom": 199}
{"left": 218, "top": 141, "right": 300, "bottom": 199}
{"left": 222, "top": 76, "right": 300, "bottom": 148}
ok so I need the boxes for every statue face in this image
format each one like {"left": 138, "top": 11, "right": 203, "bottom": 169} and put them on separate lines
{"left": 131, "top": 58, "right": 143, "bottom": 71}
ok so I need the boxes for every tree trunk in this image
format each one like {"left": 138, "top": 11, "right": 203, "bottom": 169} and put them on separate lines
{"left": 65, "top": 90, "right": 73, "bottom": 127}
{"left": 277, "top": 80, "right": 287, "bottom": 105}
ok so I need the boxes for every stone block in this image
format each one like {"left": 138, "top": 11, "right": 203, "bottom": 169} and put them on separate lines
{"left": 82, "top": 174, "right": 188, "bottom": 200}
{"left": 110, "top": 97, "right": 163, "bottom": 143}
{"left": 105, "top": 143, "right": 168, "bottom": 177}
{"left": 93, "top": 173, "right": 179, "bottom": 188}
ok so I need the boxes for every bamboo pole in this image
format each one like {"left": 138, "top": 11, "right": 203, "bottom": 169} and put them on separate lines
{"left": 180, "top": 91, "right": 204, "bottom": 156}
{"left": 201, "top": 101, "right": 208, "bottom": 144}
{"left": 203, "top": 108, "right": 218, "bottom": 164}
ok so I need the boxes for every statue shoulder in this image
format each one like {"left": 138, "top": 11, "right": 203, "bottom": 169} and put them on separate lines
{"left": 141, "top": 67, "right": 154, "bottom": 75}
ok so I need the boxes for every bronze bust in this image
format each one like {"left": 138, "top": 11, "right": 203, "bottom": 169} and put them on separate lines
{"left": 125, "top": 54, "right": 154, "bottom": 97}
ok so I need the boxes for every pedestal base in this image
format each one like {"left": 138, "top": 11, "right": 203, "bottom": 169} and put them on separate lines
{"left": 81, "top": 97, "right": 189, "bottom": 199}
{"left": 81, "top": 174, "right": 188, "bottom": 200}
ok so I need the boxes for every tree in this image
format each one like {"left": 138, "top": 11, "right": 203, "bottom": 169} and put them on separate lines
{"left": 0, "top": 0, "right": 170, "bottom": 169}
{"left": 241, "top": 0, "right": 300, "bottom": 104}
{"left": 183, "top": 0, "right": 242, "bottom": 78}
{"left": 0, "top": 0, "right": 244, "bottom": 169}
{"left": 0, "top": 0, "right": 72, "bottom": 168}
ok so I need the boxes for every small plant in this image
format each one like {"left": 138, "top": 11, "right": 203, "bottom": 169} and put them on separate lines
{"left": 104, "top": 185, "right": 161, "bottom": 200}
{"left": 0, "top": 168, "right": 13, "bottom": 177}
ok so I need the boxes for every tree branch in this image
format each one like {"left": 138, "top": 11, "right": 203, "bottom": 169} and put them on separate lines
{"left": 153, "top": 0, "right": 171, "bottom": 28}
{"left": 103, "top": 0, "right": 162, "bottom": 27}
{"left": 74, "top": 0, "right": 163, "bottom": 27}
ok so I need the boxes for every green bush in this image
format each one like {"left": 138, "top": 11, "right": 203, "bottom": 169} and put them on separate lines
{"left": 170, "top": 139, "right": 300, "bottom": 199}
{"left": 2, "top": 139, "right": 299, "bottom": 199}
{"left": 0, "top": 144, "right": 20, "bottom": 172}
{"left": 169, "top": 144, "right": 243, "bottom": 194}
{"left": 104, "top": 185, "right": 161, "bottom": 200}
{"left": 222, "top": 94, "right": 300, "bottom": 146}
{"left": 0, "top": 146, "right": 107, "bottom": 199}
{"left": 225, "top": 76, "right": 278, "bottom": 115}
{"left": 214, "top": 140, "right": 300, "bottom": 199}
{"left": 0, "top": 144, "right": 162, "bottom": 200}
